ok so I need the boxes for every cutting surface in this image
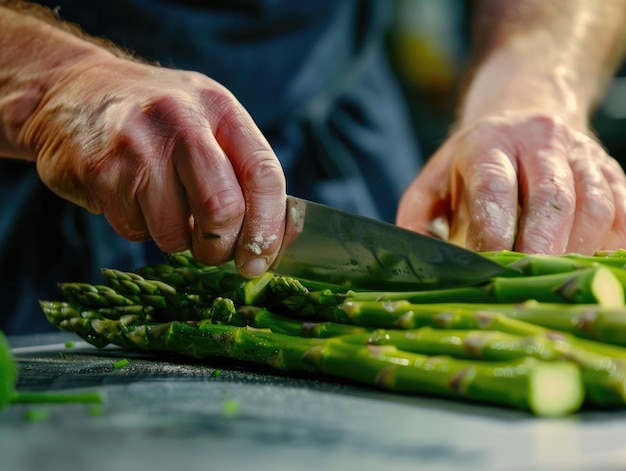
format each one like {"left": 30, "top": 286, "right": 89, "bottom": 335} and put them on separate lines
{"left": 2, "top": 333, "right": 626, "bottom": 471}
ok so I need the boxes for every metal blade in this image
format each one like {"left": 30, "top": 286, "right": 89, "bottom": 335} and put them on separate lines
{"left": 270, "top": 196, "right": 506, "bottom": 290}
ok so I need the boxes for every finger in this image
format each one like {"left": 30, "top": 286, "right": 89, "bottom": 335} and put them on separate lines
{"left": 136, "top": 93, "right": 246, "bottom": 266}
{"left": 176, "top": 127, "right": 246, "bottom": 267}
{"left": 94, "top": 155, "right": 151, "bottom": 243}
{"left": 460, "top": 148, "right": 519, "bottom": 251}
{"left": 601, "top": 159, "right": 626, "bottom": 250}
{"left": 396, "top": 152, "right": 452, "bottom": 237}
{"left": 137, "top": 161, "right": 192, "bottom": 254}
{"left": 514, "top": 149, "right": 576, "bottom": 254}
{"left": 565, "top": 145, "right": 615, "bottom": 254}
{"left": 210, "top": 96, "right": 286, "bottom": 277}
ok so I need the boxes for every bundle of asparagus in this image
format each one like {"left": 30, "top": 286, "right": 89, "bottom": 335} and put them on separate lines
{"left": 39, "top": 250, "right": 626, "bottom": 417}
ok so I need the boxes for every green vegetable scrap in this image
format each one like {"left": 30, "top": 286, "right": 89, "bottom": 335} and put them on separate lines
{"left": 0, "top": 331, "right": 17, "bottom": 410}
{"left": 222, "top": 399, "right": 240, "bottom": 417}
{"left": 38, "top": 249, "right": 626, "bottom": 417}
{"left": 23, "top": 408, "right": 50, "bottom": 423}
{"left": 0, "top": 329, "right": 106, "bottom": 415}
{"left": 113, "top": 358, "right": 129, "bottom": 370}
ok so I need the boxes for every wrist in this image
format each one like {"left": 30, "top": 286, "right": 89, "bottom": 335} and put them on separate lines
{"left": 458, "top": 33, "right": 595, "bottom": 133}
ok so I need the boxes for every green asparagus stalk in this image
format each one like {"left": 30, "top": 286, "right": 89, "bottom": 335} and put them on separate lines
{"left": 345, "top": 327, "right": 626, "bottom": 407}
{"left": 318, "top": 299, "right": 626, "bottom": 358}
{"left": 343, "top": 300, "right": 626, "bottom": 349}
{"left": 481, "top": 250, "right": 626, "bottom": 297}
{"left": 460, "top": 300, "right": 626, "bottom": 348}
{"left": 278, "top": 265, "right": 624, "bottom": 318}
{"left": 135, "top": 263, "right": 277, "bottom": 305}
{"left": 58, "top": 282, "right": 164, "bottom": 310}
{"left": 232, "top": 305, "right": 369, "bottom": 338}
{"left": 482, "top": 249, "right": 626, "bottom": 270}
{"left": 40, "top": 304, "right": 584, "bottom": 417}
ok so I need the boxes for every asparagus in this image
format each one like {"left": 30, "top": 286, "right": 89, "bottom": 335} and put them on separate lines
{"left": 434, "top": 301, "right": 626, "bottom": 348}
{"left": 40, "top": 304, "right": 584, "bottom": 417}
{"left": 279, "top": 266, "right": 624, "bottom": 316}
{"left": 482, "top": 250, "right": 626, "bottom": 299}
{"left": 48, "top": 283, "right": 626, "bottom": 406}
{"left": 0, "top": 331, "right": 17, "bottom": 410}
{"left": 39, "top": 249, "right": 626, "bottom": 416}
{"left": 482, "top": 249, "right": 626, "bottom": 272}
{"left": 346, "top": 327, "right": 626, "bottom": 407}
{"left": 134, "top": 263, "right": 276, "bottom": 305}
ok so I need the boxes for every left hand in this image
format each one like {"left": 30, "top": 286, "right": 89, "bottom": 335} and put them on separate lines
{"left": 396, "top": 111, "right": 626, "bottom": 255}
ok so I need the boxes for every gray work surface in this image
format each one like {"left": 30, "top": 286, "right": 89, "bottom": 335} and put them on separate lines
{"left": 1, "top": 332, "right": 626, "bottom": 471}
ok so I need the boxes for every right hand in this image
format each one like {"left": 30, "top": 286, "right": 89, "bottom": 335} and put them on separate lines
{"left": 22, "top": 53, "right": 286, "bottom": 277}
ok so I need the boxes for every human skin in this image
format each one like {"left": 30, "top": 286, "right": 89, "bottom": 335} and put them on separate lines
{"left": 0, "top": 2, "right": 286, "bottom": 277}
{"left": 397, "top": 0, "right": 626, "bottom": 255}
{"left": 3, "top": 0, "right": 625, "bottom": 292}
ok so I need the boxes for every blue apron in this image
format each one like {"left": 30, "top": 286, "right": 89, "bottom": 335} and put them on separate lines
{"left": 1, "top": 0, "right": 421, "bottom": 334}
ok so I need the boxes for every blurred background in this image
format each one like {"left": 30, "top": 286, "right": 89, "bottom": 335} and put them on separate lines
{"left": 387, "top": 0, "right": 626, "bottom": 166}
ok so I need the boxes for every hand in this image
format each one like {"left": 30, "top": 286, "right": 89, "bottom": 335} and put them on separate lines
{"left": 396, "top": 112, "right": 626, "bottom": 255}
{"left": 24, "top": 54, "right": 286, "bottom": 276}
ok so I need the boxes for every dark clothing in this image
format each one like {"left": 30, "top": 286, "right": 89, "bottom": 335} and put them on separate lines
{"left": 0, "top": 0, "right": 421, "bottom": 334}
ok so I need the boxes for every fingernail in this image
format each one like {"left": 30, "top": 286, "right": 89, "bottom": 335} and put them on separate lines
{"left": 241, "top": 257, "right": 269, "bottom": 277}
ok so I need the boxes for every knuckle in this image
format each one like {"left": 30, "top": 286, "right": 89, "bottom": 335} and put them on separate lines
{"left": 518, "top": 225, "right": 560, "bottom": 254}
{"left": 579, "top": 186, "right": 615, "bottom": 224}
{"left": 533, "top": 176, "right": 576, "bottom": 217}
{"left": 201, "top": 87, "right": 240, "bottom": 121}
{"left": 152, "top": 229, "right": 191, "bottom": 253}
{"left": 198, "top": 188, "right": 245, "bottom": 227}
{"left": 240, "top": 156, "right": 285, "bottom": 193}
{"left": 469, "top": 164, "right": 516, "bottom": 196}
{"left": 106, "top": 213, "right": 149, "bottom": 242}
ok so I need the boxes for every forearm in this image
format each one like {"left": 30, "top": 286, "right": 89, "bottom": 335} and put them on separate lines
{"left": 460, "top": 0, "right": 626, "bottom": 130}
{"left": 0, "top": 1, "right": 132, "bottom": 160}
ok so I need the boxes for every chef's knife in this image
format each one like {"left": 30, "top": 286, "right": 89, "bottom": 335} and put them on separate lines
{"left": 270, "top": 196, "right": 506, "bottom": 290}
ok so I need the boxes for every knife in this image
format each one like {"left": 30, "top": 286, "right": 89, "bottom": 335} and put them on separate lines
{"left": 269, "top": 196, "right": 506, "bottom": 290}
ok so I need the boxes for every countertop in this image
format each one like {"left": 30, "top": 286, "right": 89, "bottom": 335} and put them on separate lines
{"left": 2, "top": 332, "right": 626, "bottom": 471}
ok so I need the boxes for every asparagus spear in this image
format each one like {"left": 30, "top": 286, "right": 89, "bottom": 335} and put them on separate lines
{"left": 482, "top": 249, "right": 626, "bottom": 272}
{"left": 39, "top": 304, "right": 584, "bottom": 417}
{"left": 481, "top": 251, "right": 626, "bottom": 299}
{"left": 135, "top": 263, "right": 276, "bottom": 305}
{"left": 434, "top": 301, "right": 626, "bottom": 348}
{"left": 346, "top": 327, "right": 626, "bottom": 407}
{"left": 279, "top": 266, "right": 624, "bottom": 316}
{"left": 316, "top": 299, "right": 626, "bottom": 359}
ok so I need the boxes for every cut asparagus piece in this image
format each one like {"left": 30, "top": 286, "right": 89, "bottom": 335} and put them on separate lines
{"left": 315, "top": 341, "right": 583, "bottom": 417}
{"left": 345, "top": 327, "right": 626, "bottom": 407}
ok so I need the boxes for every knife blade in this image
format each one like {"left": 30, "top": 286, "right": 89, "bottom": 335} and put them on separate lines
{"left": 269, "top": 196, "right": 506, "bottom": 290}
